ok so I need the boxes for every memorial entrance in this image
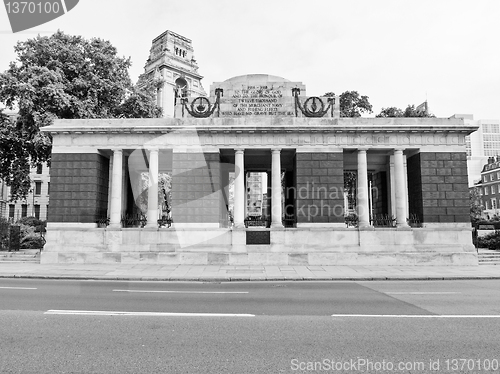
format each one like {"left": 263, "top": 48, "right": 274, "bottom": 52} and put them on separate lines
{"left": 41, "top": 74, "right": 479, "bottom": 265}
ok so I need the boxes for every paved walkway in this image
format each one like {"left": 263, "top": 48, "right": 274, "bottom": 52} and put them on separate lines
{"left": 0, "top": 262, "right": 499, "bottom": 281}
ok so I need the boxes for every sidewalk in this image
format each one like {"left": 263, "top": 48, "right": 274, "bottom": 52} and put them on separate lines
{"left": 0, "top": 262, "right": 499, "bottom": 281}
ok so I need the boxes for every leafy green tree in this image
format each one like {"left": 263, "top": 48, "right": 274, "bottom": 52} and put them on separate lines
{"left": 324, "top": 91, "right": 373, "bottom": 117}
{"left": 0, "top": 31, "right": 161, "bottom": 200}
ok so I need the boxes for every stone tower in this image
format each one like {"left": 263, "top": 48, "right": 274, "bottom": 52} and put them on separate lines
{"left": 143, "top": 30, "right": 206, "bottom": 118}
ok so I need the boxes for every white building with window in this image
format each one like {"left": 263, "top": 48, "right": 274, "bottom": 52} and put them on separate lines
{"left": 453, "top": 114, "right": 500, "bottom": 186}
{"left": 3, "top": 164, "right": 50, "bottom": 221}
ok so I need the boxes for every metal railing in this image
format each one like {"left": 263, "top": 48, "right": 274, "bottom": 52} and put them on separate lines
{"left": 408, "top": 213, "right": 422, "bottom": 228}
{"left": 157, "top": 217, "right": 173, "bottom": 228}
{"left": 345, "top": 214, "right": 359, "bottom": 228}
{"left": 371, "top": 214, "right": 396, "bottom": 227}
{"left": 244, "top": 217, "right": 271, "bottom": 228}
{"left": 95, "top": 216, "right": 110, "bottom": 228}
{"left": 121, "top": 214, "right": 147, "bottom": 228}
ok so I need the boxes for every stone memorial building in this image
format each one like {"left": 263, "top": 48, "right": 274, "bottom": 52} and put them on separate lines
{"left": 40, "top": 33, "right": 478, "bottom": 266}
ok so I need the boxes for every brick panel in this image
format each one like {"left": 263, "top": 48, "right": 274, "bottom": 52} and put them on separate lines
{"left": 407, "top": 152, "right": 469, "bottom": 223}
{"left": 48, "top": 153, "right": 109, "bottom": 223}
{"left": 296, "top": 153, "right": 344, "bottom": 223}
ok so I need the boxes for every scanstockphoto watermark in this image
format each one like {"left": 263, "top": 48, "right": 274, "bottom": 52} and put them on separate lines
{"left": 291, "top": 358, "right": 425, "bottom": 372}
{"left": 290, "top": 358, "right": 500, "bottom": 372}
{"left": 3, "top": 0, "right": 79, "bottom": 33}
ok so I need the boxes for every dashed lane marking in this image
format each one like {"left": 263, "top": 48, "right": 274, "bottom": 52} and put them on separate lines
{"left": 331, "top": 314, "right": 500, "bottom": 318}
{"left": 45, "top": 310, "right": 255, "bottom": 317}
{"left": 112, "top": 290, "right": 249, "bottom": 294}
{"left": 385, "top": 292, "right": 461, "bottom": 295}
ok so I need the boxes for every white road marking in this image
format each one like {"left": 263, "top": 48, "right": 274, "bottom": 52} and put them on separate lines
{"left": 112, "top": 290, "right": 249, "bottom": 294}
{"left": 332, "top": 314, "right": 500, "bottom": 318}
{"left": 0, "top": 286, "right": 37, "bottom": 290}
{"left": 45, "top": 310, "right": 255, "bottom": 317}
{"left": 386, "top": 292, "right": 461, "bottom": 295}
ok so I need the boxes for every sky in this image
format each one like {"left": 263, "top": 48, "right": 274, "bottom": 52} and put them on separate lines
{"left": 0, "top": 0, "right": 499, "bottom": 119}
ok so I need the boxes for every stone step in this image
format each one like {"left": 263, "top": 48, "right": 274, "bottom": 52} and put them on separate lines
{"left": 0, "top": 250, "right": 40, "bottom": 263}
{"left": 478, "top": 256, "right": 500, "bottom": 265}
{"left": 0, "top": 258, "right": 40, "bottom": 263}
{"left": 478, "top": 253, "right": 500, "bottom": 258}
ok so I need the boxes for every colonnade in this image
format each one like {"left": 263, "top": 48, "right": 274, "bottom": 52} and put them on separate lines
{"left": 233, "top": 148, "right": 283, "bottom": 229}
{"left": 106, "top": 147, "right": 409, "bottom": 229}
{"left": 356, "top": 147, "right": 409, "bottom": 228}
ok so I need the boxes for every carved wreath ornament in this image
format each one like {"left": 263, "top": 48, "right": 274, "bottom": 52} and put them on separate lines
{"left": 292, "top": 87, "right": 335, "bottom": 117}
{"left": 182, "top": 88, "right": 223, "bottom": 118}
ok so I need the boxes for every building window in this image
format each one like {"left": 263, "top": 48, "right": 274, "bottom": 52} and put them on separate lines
{"left": 34, "top": 181, "right": 42, "bottom": 195}
{"left": 36, "top": 164, "right": 43, "bottom": 174}
{"left": 484, "top": 176, "right": 488, "bottom": 182}
{"left": 47, "top": 182, "right": 50, "bottom": 195}
{"left": 21, "top": 204, "right": 27, "bottom": 217}
{"left": 485, "top": 201, "right": 489, "bottom": 210}
{"left": 8, "top": 204, "right": 14, "bottom": 218}
{"left": 485, "top": 187, "right": 489, "bottom": 195}
{"left": 34, "top": 205, "right": 40, "bottom": 220}
{"left": 492, "top": 186, "right": 496, "bottom": 195}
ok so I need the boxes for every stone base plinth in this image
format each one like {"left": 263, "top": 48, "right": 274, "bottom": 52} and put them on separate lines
{"left": 41, "top": 225, "right": 478, "bottom": 266}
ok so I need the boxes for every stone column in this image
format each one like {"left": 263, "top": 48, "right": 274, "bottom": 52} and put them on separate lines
{"left": 107, "top": 155, "right": 113, "bottom": 214}
{"left": 109, "top": 149, "right": 123, "bottom": 228}
{"left": 266, "top": 170, "right": 271, "bottom": 222}
{"left": 221, "top": 163, "right": 230, "bottom": 226}
{"left": 357, "top": 148, "right": 370, "bottom": 227}
{"left": 233, "top": 149, "right": 245, "bottom": 228}
{"left": 394, "top": 149, "right": 409, "bottom": 227}
{"left": 146, "top": 148, "right": 159, "bottom": 228}
{"left": 271, "top": 149, "right": 284, "bottom": 228}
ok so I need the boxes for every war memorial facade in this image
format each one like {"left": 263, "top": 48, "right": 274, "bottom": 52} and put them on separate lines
{"left": 37, "top": 31, "right": 478, "bottom": 265}
{"left": 39, "top": 71, "right": 479, "bottom": 265}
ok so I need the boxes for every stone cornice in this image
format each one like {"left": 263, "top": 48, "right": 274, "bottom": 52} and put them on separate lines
{"left": 42, "top": 118, "right": 478, "bottom": 136}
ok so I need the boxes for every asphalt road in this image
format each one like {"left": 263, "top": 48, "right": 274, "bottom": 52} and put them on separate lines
{"left": 1, "top": 279, "right": 500, "bottom": 373}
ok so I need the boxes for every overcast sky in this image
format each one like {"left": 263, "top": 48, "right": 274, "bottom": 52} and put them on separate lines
{"left": 1, "top": 0, "right": 499, "bottom": 119}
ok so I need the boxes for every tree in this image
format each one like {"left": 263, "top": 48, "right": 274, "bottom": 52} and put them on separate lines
{"left": 324, "top": 91, "right": 373, "bottom": 117}
{"left": 0, "top": 110, "right": 34, "bottom": 199}
{"left": 403, "top": 104, "right": 435, "bottom": 118}
{"left": 0, "top": 31, "right": 161, "bottom": 200}
{"left": 114, "top": 73, "right": 163, "bottom": 118}
{"left": 376, "top": 104, "right": 435, "bottom": 118}
{"left": 376, "top": 107, "right": 404, "bottom": 118}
